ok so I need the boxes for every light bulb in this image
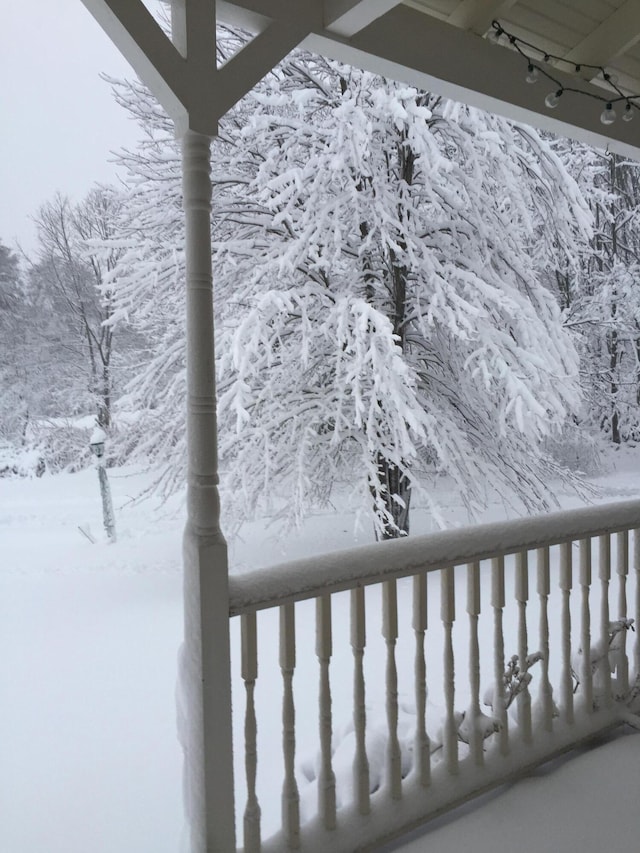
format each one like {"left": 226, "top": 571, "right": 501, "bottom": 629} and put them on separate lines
{"left": 600, "top": 103, "right": 616, "bottom": 125}
{"left": 545, "top": 90, "right": 562, "bottom": 109}
{"left": 526, "top": 64, "right": 539, "bottom": 84}
{"left": 623, "top": 103, "right": 634, "bottom": 122}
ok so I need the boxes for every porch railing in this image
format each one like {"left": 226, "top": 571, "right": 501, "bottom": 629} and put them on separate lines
{"left": 227, "top": 499, "right": 640, "bottom": 852}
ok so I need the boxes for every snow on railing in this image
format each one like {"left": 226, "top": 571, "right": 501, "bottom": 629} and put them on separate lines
{"left": 228, "top": 501, "right": 640, "bottom": 852}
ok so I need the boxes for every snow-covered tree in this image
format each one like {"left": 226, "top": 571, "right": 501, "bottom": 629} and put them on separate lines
{"left": 0, "top": 241, "right": 20, "bottom": 314}
{"left": 32, "top": 188, "right": 125, "bottom": 432}
{"left": 0, "top": 240, "right": 29, "bottom": 443}
{"left": 98, "top": 98, "right": 187, "bottom": 484}
{"left": 107, "top": 36, "right": 590, "bottom": 537}
{"left": 0, "top": 239, "right": 79, "bottom": 455}
{"left": 559, "top": 145, "right": 640, "bottom": 444}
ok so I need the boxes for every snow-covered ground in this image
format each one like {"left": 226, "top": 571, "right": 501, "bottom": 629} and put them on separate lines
{"left": 2, "top": 450, "right": 640, "bottom": 852}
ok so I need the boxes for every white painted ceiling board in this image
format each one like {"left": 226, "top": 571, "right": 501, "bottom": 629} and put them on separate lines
{"left": 560, "top": 1, "right": 640, "bottom": 70}
{"left": 403, "top": 0, "right": 457, "bottom": 20}
{"left": 506, "top": 8, "right": 582, "bottom": 51}
{"left": 517, "top": 0, "right": 595, "bottom": 38}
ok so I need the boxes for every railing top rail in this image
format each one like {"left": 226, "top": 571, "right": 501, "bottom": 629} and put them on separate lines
{"left": 228, "top": 498, "right": 640, "bottom": 616}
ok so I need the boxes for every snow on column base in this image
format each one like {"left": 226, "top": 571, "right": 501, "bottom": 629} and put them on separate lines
{"left": 179, "top": 524, "right": 235, "bottom": 853}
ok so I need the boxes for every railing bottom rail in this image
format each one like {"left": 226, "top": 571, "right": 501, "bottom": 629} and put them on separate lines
{"left": 261, "top": 714, "right": 625, "bottom": 853}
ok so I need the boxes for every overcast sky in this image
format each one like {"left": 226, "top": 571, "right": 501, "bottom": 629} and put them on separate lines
{"left": 1, "top": 1, "right": 162, "bottom": 257}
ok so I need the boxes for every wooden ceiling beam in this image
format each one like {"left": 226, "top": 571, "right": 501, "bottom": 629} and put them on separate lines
{"left": 563, "top": 0, "right": 640, "bottom": 73}
{"left": 325, "top": 0, "right": 402, "bottom": 37}
{"left": 447, "top": 0, "right": 518, "bottom": 36}
{"left": 79, "top": 0, "right": 189, "bottom": 121}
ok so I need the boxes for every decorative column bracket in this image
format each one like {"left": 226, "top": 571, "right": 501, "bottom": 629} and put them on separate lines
{"left": 80, "top": 0, "right": 327, "bottom": 134}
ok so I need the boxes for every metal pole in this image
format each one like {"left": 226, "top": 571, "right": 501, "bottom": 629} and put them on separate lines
{"left": 97, "top": 463, "right": 116, "bottom": 542}
{"left": 90, "top": 428, "right": 116, "bottom": 542}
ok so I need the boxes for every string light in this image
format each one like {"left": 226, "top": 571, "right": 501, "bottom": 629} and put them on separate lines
{"left": 600, "top": 103, "right": 616, "bottom": 125}
{"left": 488, "top": 24, "right": 504, "bottom": 45}
{"left": 544, "top": 89, "right": 563, "bottom": 109}
{"left": 490, "top": 20, "right": 640, "bottom": 127}
{"left": 526, "top": 64, "right": 539, "bottom": 84}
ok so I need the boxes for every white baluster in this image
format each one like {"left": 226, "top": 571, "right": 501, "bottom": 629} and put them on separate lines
{"left": 634, "top": 530, "right": 640, "bottom": 686}
{"left": 579, "top": 539, "right": 593, "bottom": 712}
{"left": 616, "top": 531, "right": 630, "bottom": 696}
{"left": 383, "top": 580, "right": 402, "bottom": 800}
{"left": 242, "top": 612, "right": 261, "bottom": 852}
{"left": 280, "top": 603, "right": 300, "bottom": 849}
{"left": 412, "top": 573, "right": 430, "bottom": 787}
{"left": 536, "top": 547, "right": 553, "bottom": 732}
{"left": 560, "top": 542, "right": 574, "bottom": 725}
{"left": 316, "top": 595, "right": 336, "bottom": 830}
{"left": 466, "top": 561, "right": 483, "bottom": 766}
{"left": 516, "top": 550, "right": 532, "bottom": 743}
{"left": 598, "top": 534, "right": 612, "bottom": 706}
{"left": 491, "top": 556, "right": 509, "bottom": 756}
{"left": 441, "top": 566, "right": 458, "bottom": 775}
{"left": 350, "top": 587, "right": 370, "bottom": 815}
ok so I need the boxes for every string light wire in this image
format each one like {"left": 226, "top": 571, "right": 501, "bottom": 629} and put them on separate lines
{"left": 490, "top": 20, "right": 639, "bottom": 124}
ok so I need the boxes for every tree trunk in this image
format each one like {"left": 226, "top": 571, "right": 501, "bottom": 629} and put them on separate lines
{"left": 375, "top": 452, "right": 411, "bottom": 539}
{"left": 372, "top": 133, "right": 416, "bottom": 539}
{"left": 360, "top": 126, "right": 417, "bottom": 540}
{"left": 97, "top": 360, "right": 112, "bottom": 431}
{"left": 607, "top": 326, "right": 620, "bottom": 444}
{"left": 635, "top": 329, "right": 640, "bottom": 412}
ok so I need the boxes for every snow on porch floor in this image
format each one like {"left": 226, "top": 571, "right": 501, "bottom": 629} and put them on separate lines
{"left": 386, "top": 727, "right": 640, "bottom": 853}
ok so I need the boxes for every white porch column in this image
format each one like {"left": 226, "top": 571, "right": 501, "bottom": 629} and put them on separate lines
{"left": 180, "top": 128, "right": 236, "bottom": 853}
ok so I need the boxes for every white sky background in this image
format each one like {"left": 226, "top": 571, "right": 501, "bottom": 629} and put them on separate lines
{"left": 0, "top": 0, "right": 164, "bottom": 257}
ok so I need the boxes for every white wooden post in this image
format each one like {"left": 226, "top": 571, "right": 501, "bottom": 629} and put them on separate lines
{"left": 515, "top": 550, "right": 532, "bottom": 743}
{"left": 616, "top": 530, "right": 630, "bottom": 695}
{"left": 635, "top": 530, "right": 640, "bottom": 684}
{"left": 242, "top": 613, "right": 261, "bottom": 852}
{"left": 441, "top": 567, "right": 458, "bottom": 775}
{"left": 579, "top": 538, "right": 593, "bottom": 711}
{"left": 351, "top": 587, "right": 370, "bottom": 815}
{"left": 180, "top": 127, "right": 236, "bottom": 853}
{"left": 560, "top": 541, "right": 574, "bottom": 724}
{"left": 412, "top": 573, "right": 430, "bottom": 786}
{"left": 466, "top": 561, "right": 483, "bottom": 766}
{"left": 491, "top": 556, "right": 509, "bottom": 756}
{"left": 598, "top": 534, "right": 612, "bottom": 706}
{"left": 383, "top": 580, "right": 402, "bottom": 800}
{"left": 280, "top": 603, "right": 300, "bottom": 848}
{"left": 537, "top": 547, "right": 554, "bottom": 731}
{"left": 316, "top": 595, "right": 337, "bottom": 829}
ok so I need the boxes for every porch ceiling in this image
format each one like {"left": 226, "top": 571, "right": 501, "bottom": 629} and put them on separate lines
{"left": 81, "top": 1, "right": 640, "bottom": 156}
{"left": 218, "top": 0, "right": 640, "bottom": 158}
